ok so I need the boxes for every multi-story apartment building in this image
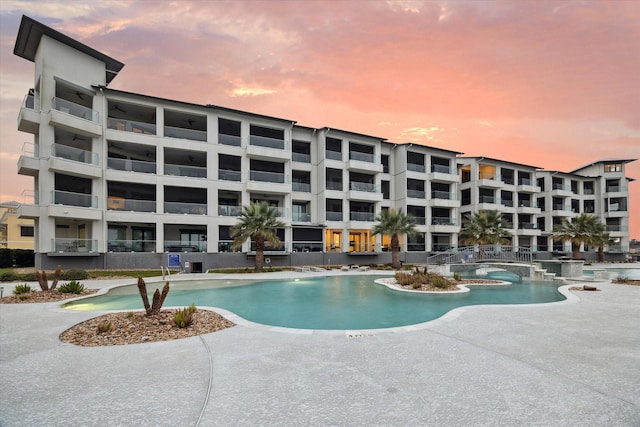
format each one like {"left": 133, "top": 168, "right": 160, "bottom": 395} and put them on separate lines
{"left": 0, "top": 201, "right": 34, "bottom": 249}
{"left": 12, "top": 16, "right": 634, "bottom": 270}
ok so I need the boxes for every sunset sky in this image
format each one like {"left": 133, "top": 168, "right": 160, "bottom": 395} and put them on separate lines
{"left": 0, "top": 0, "right": 638, "bottom": 237}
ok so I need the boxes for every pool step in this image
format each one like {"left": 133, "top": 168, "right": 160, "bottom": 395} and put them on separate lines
{"left": 533, "top": 265, "right": 556, "bottom": 282}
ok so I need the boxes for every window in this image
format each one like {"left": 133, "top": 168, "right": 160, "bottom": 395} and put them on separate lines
{"left": 20, "top": 226, "right": 34, "bottom": 237}
{"left": 604, "top": 163, "right": 622, "bottom": 173}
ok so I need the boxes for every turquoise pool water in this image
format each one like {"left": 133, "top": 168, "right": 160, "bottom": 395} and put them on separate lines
{"left": 65, "top": 275, "right": 565, "bottom": 330}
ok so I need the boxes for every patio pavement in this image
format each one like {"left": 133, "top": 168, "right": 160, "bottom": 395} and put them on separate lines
{"left": 0, "top": 271, "right": 638, "bottom": 426}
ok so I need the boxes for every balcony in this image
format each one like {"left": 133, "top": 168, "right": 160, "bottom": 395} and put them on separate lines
{"left": 326, "top": 211, "right": 343, "bottom": 221}
{"left": 249, "top": 170, "right": 287, "bottom": 183}
{"left": 108, "top": 117, "right": 156, "bottom": 135}
{"left": 164, "top": 125, "right": 207, "bottom": 142}
{"left": 518, "top": 223, "right": 541, "bottom": 235}
{"left": 292, "top": 182, "right": 311, "bottom": 192}
{"left": 51, "top": 143, "right": 98, "bottom": 165}
{"left": 325, "top": 150, "right": 342, "bottom": 161}
{"left": 108, "top": 239, "right": 156, "bottom": 252}
{"left": 407, "top": 163, "right": 426, "bottom": 173}
{"left": 429, "top": 191, "right": 460, "bottom": 208}
{"left": 250, "top": 242, "right": 288, "bottom": 253}
{"left": 551, "top": 205, "right": 573, "bottom": 216}
{"left": 606, "top": 225, "right": 627, "bottom": 233}
{"left": 218, "top": 170, "right": 242, "bottom": 182}
{"left": 407, "top": 243, "right": 426, "bottom": 252}
{"left": 516, "top": 178, "right": 540, "bottom": 193}
{"left": 607, "top": 245, "right": 628, "bottom": 253}
{"left": 51, "top": 238, "right": 98, "bottom": 254}
{"left": 53, "top": 190, "right": 97, "bottom": 208}
{"left": 431, "top": 217, "right": 457, "bottom": 226}
{"left": 428, "top": 165, "right": 460, "bottom": 183}
{"left": 18, "top": 93, "right": 40, "bottom": 133}
{"left": 550, "top": 183, "right": 573, "bottom": 197}
{"left": 250, "top": 135, "right": 286, "bottom": 150}
{"left": 107, "top": 197, "right": 155, "bottom": 212}
{"left": 247, "top": 136, "right": 289, "bottom": 161}
{"left": 605, "top": 186, "right": 627, "bottom": 195}
{"left": 326, "top": 182, "right": 343, "bottom": 192}
{"left": 349, "top": 182, "right": 382, "bottom": 202}
{"left": 18, "top": 142, "right": 40, "bottom": 176}
{"left": 218, "top": 205, "right": 242, "bottom": 216}
{"left": 219, "top": 133, "right": 241, "bottom": 147}
{"left": 349, "top": 212, "right": 375, "bottom": 222}
{"left": 50, "top": 97, "right": 101, "bottom": 137}
{"left": 348, "top": 152, "right": 383, "bottom": 173}
{"left": 292, "top": 213, "right": 311, "bottom": 222}
{"left": 407, "top": 189, "right": 426, "bottom": 199}
{"left": 478, "top": 175, "right": 502, "bottom": 188}
{"left": 292, "top": 152, "right": 311, "bottom": 163}
{"left": 410, "top": 216, "right": 426, "bottom": 225}
{"left": 108, "top": 157, "right": 156, "bottom": 174}
{"left": 164, "top": 201, "right": 207, "bottom": 215}
{"left": 292, "top": 242, "right": 323, "bottom": 252}
{"left": 165, "top": 241, "right": 207, "bottom": 252}
{"left": 165, "top": 164, "right": 207, "bottom": 178}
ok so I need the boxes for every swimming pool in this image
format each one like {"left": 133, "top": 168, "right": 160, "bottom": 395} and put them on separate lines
{"left": 65, "top": 275, "right": 566, "bottom": 330}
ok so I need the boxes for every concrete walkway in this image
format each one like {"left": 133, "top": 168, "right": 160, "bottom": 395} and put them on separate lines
{"left": 0, "top": 273, "right": 638, "bottom": 426}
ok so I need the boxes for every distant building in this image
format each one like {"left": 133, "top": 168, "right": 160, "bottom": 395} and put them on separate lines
{"left": 0, "top": 201, "right": 34, "bottom": 250}
{"left": 12, "top": 16, "right": 636, "bottom": 270}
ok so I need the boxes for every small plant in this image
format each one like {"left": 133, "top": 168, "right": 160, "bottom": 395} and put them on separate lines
{"left": 453, "top": 273, "right": 461, "bottom": 281}
{"left": 0, "top": 272, "right": 18, "bottom": 282}
{"left": 174, "top": 304, "right": 197, "bottom": 328}
{"left": 58, "top": 280, "right": 85, "bottom": 294}
{"left": 18, "top": 294, "right": 30, "bottom": 301}
{"left": 126, "top": 311, "right": 134, "bottom": 318}
{"left": 13, "top": 284, "right": 31, "bottom": 295}
{"left": 137, "top": 277, "right": 170, "bottom": 316}
{"left": 96, "top": 321, "right": 112, "bottom": 334}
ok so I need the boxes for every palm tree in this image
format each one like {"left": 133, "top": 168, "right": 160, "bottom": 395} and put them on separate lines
{"left": 231, "top": 202, "right": 285, "bottom": 271}
{"left": 552, "top": 213, "right": 604, "bottom": 260}
{"left": 459, "top": 210, "right": 511, "bottom": 246}
{"left": 372, "top": 208, "right": 416, "bottom": 269}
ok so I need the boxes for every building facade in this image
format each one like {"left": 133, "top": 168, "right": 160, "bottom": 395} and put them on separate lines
{"left": 13, "top": 16, "right": 635, "bottom": 270}
{"left": 0, "top": 201, "right": 35, "bottom": 250}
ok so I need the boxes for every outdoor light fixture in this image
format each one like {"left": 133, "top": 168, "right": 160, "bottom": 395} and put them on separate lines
{"left": 0, "top": 286, "right": 4, "bottom": 299}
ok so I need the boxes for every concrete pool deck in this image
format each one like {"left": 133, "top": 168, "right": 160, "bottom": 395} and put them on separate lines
{"left": 0, "top": 271, "right": 638, "bottom": 426}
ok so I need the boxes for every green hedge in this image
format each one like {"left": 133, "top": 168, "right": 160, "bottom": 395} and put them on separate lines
{"left": 0, "top": 249, "right": 35, "bottom": 268}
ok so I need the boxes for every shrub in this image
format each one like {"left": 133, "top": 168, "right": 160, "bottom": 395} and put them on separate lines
{"left": 60, "top": 269, "right": 89, "bottom": 280}
{"left": 18, "top": 294, "right": 30, "bottom": 301}
{"left": 126, "top": 311, "right": 134, "bottom": 318}
{"left": 58, "top": 280, "right": 86, "bottom": 294}
{"left": 0, "top": 249, "right": 12, "bottom": 268}
{"left": 96, "top": 322, "right": 112, "bottom": 334}
{"left": 21, "top": 273, "right": 37, "bottom": 282}
{"left": 13, "top": 249, "right": 34, "bottom": 268}
{"left": 0, "top": 272, "right": 18, "bottom": 282}
{"left": 174, "top": 304, "right": 197, "bottom": 328}
{"left": 395, "top": 270, "right": 455, "bottom": 290}
{"left": 453, "top": 273, "right": 461, "bottom": 281}
{"left": 13, "top": 284, "right": 31, "bottom": 295}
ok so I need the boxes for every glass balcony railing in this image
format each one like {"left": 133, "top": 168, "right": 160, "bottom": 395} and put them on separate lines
{"left": 53, "top": 190, "right": 97, "bottom": 208}
{"left": 164, "top": 125, "right": 207, "bottom": 141}
{"left": 479, "top": 173, "right": 497, "bottom": 180}
{"left": 552, "top": 205, "right": 568, "bottom": 211}
{"left": 52, "top": 97, "right": 99, "bottom": 122}
{"left": 250, "top": 242, "right": 288, "bottom": 252}
{"left": 479, "top": 195, "right": 496, "bottom": 204}
{"left": 349, "top": 151, "right": 376, "bottom": 163}
{"left": 432, "top": 191, "right": 455, "bottom": 200}
{"left": 292, "top": 213, "right": 311, "bottom": 222}
{"left": 432, "top": 217, "right": 456, "bottom": 226}
{"left": 518, "top": 178, "right": 534, "bottom": 186}
{"left": 218, "top": 170, "right": 241, "bottom": 181}
{"left": 218, "top": 133, "right": 241, "bottom": 146}
{"left": 349, "top": 212, "right": 375, "bottom": 221}
{"left": 518, "top": 223, "right": 538, "bottom": 230}
{"left": 349, "top": 182, "right": 379, "bottom": 193}
{"left": 164, "top": 201, "right": 207, "bottom": 215}
{"left": 52, "top": 238, "right": 97, "bottom": 253}
{"left": 407, "top": 243, "right": 426, "bottom": 251}
{"left": 292, "top": 182, "right": 311, "bottom": 192}
{"left": 326, "top": 182, "right": 342, "bottom": 191}
{"left": 164, "top": 164, "right": 207, "bottom": 178}
{"left": 606, "top": 225, "right": 627, "bottom": 232}
{"left": 326, "top": 150, "right": 342, "bottom": 161}
{"left": 292, "top": 152, "right": 311, "bottom": 163}
{"left": 108, "top": 239, "right": 156, "bottom": 252}
{"left": 164, "top": 240, "right": 206, "bottom": 252}
{"left": 407, "top": 163, "right": 426, "bottom": 173}
{"left": 292, "top": 242, "right": 323, "bottom": 252}
{"left": 407, "top": 189, "right": 426, "bottom": 199}
{"left": 249, "top": 135, "right": 285, "bottom": 150}
{"left": 107, "top": 197, "right": 155, "bottom": 212}
{"left": 51, "top": 143, "right": 98, "bottom": 165}
{"left": 500, "top": 199, "right": 514, "bottom": 207}
{"left": 410, "top": 216, "right": 426, "bottom": 225}
{"left": 326, "top": 211, "right": 343, "bottom": 221}
{"left": 552, "top": 183, "right": 571, "bottom": 191}
{"left": 107, "top": 157, "right": 156, "bottom": 173}
{"left": 431, "top": 164, "right": 452, "bottom": 174}
{"left": 108, "top": 117, "right": 156, "bottom": 135}
{"left": 23, "top": 93, "right": 36, "bottom": 110}
{"left": 218, "top": 205, "right": 242, "bottom": 216}
{"left": 249, "top": 170, "right": 287, "bottom": 183}
{"left": 273, "top": 207, "right": 289, "bottom": 218}
{"left": 518, "top": 200, "right": 537, "bottom": 208}
{"left": 605, "top": 186, "right": 625, "bottom": 193}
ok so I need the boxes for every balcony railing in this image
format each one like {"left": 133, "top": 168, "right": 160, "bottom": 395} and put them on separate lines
{"left": 552, "top": 205, "right": 568, "bottom": 211}
{"left": 407, "top": 163, "right": 426, "bottom": 173}
{"left": 219, "top": 133, "right": 241, "bottom": 146}
{"left": 292, "top": 213, "right": 311, "bottom": 222}
{"left": 479, "top": 195, "right": 496, "bottom": 204}
{"left": 518, "top": 200, "right": 536, "bottom": 208}
{"left": 410, "top": 216, "right": 426, "bottom": 225}
{"left": 164, "top": 125, "right": 207, "bottom": 141}
{"left": 407, "top": 243, "right": 426, "bottom": 251}
{"left": 164, "top": 240, "right": 207, "bottom": 252}
{"left": 326, "top": 211, "right": 343, "bottom": 221}
{"left": 552, "top": 183, "right": 570, "bottom": 191}
{"left": 51, "top": 143, "right": 98, "bottom": 165}
{"left": 250, "top": 170, "right": 287, "bottom": 183}
{"left": 108, "top": 239, "right": 156, "bottom": 252}
{"left": 431, "top": 164, "right": 452, "bottom": 174}
{"left": 250, "top": 135, "right": 285, "bottom": 150}
{"left": 606, "top": 225, "right": 627, "bottom": 232}
{"left": 273, "top": 207, "right": 289, "bottom": 218}
{"left": 292, "top": 182, "right": 311, "bottom": 192}
{"left": 108, "top": 117, "right": 156, "bottom": 135}
{"left": 479, "top": 173, "right": 496, "bottom": 180}
{"left": 292, "top": 242, "right": 323, "bottom": 252}
{"left": 250, "top": 242, "right": 288, "bottom": 252}
{"left": 218, "top": 170, "right": 241, "bottom": 181}
{"left": 52, "top": 238, "right": 97, "bottom": 253}
{"left": 607, "top": 245, "right": 628, "bottom": 253}
{"left": 108, "top": 157, "right": 156, "bottom": 173}
{"left": 608, "top": 204, "right": 626, "bottom": 212}
{"left": 326, "top": 150, "right": 342, "bottom": 161}
{"left": 349, "top": 182, "right": 379, "bottom": 193}
{"left": 21, "top": 142, "right": 38, "bottom": 157}
{"left": 292, "top": 152, "right": 311, "bottom": 163}
{"left": 518, "top": 223, "right": 537, "bottom": 230}
{"left": 518, "top": 178, "right": 534, "bottom": 186}
{"left": 164, "top": 164, "right": 207, "bottom": 178}
{"left": 501, "top": 222, "right": 514, "bottom": 229}
{"left": 605, "top": 186, "right": 625, "bottom": 193}
{"left": 535, "top": 245, "right": 549, "bottom": 252}
{"left": 53, "top": 190, "right": 97, "bottom": 208}
{"left": 107, "top": 197, "right": 155, "bottom": 212}
{"left": 218, "top": 205, "right": 242, "bottom": 216}
{"left": 326, "top": 182, "right": 343, "bottom": 191}
{"left": 432, "top": 217, "right": 456, "bottom": 226}
{"left": 432, "top": 191, "right": 455, "bottom": 200}
{"left": 349, "top": 151, "right": 376, "bottom": 163}
{"left": 164, "top": 201, "right": 207, "bottom": 215}
{"left": 500, "top": 199, "right": 514, "bottom": 207}
{"left": 53, "top": 97, "right": 99, "bottom": 122}
{"left": 23, "top": 93, "right": 37, "bottom": 110}
{"left": 349, "top": 212, "right": 375, "bottom": 221}
{"left": 584, "top": 189, "right": 594, "bottom": 195}
{"left": 407, "top": 189, "right": 426, "bottom": 199}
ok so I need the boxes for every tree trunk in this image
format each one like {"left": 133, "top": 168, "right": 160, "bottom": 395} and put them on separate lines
{"left": 597, "top": 246, "right": 604, "bottom": 263}
{"left": 572, "top": 241, "right": 581, "bottom": 260}
{"left": 255, "top": 234, "right": 264, "bottom": 271}
{"left": 391, "top": 234, "right": 401, "bottom": 270}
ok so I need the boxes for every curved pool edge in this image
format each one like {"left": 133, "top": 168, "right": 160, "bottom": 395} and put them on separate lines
{"left": 374, "top": 278, "right": 512, "bottom": 294}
